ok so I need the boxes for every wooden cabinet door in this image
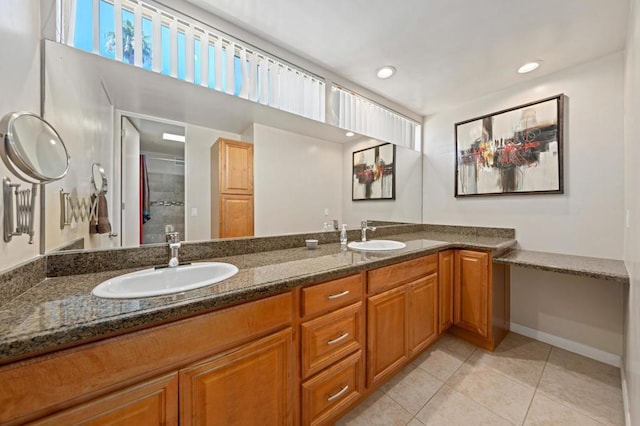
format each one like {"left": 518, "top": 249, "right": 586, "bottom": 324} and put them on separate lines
{"left": 438, "top": 250, "right": 454, "bottom": 334}
{"left": 408, "top": 274, "right": 438, "bottom": 357}
{"left": 220, "top": 139, "right": 253, "bottom": 194}
{"left": 367, "top": 286, "right": 408, "bottom": 387}
{"left": 219, "top": 194, "right": 254, "bottom": 238}
{"left": 33, "top": 373, "right": 178, "bottom": 426}
{"left": 179, "top": 329, "right": 293, "bottom": 426}
{"left": 454, "top": 250, "right": 490, "bottom": 337}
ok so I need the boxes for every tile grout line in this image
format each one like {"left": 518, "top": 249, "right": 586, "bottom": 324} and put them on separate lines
{"left": 380, "top": 365, "right": 446, "bottom": 424}
{"left": 522, "top": 346, "right": 614, "bottom": 426}
{"left": 452, "top": 347, "right": 538, "bottom": 426}
{"left": 519, "top": 345, "right": 553, "bottom": 425}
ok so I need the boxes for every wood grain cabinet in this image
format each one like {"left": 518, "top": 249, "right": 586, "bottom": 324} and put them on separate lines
{"left": 0, "top": 293, "right": 292, "bottom": 425}
{"left": 454, "top": 250, "right": 490, "bottom": 337}
{"left": 299, "top": 274, "right": 366, "bottom": 425}
{"left": 211, "top": 138, "right": 254, "bottom": 238}
{"left": 449, "top": 249, "right": 509, "bottom": 351}
{"left": 438, "top": 250, "right": 454, "bottom": 334}
{"left": 366, "top": 255, "right": 438, "bottom": 388}
{"left": 179, "top": 328, "right": 293, "bottom": 426}
{"left": 32, "top": 373, "right": 178, "bottom": 426}
{"left": 408, "top": 274, "right": 438, "bottom": 358}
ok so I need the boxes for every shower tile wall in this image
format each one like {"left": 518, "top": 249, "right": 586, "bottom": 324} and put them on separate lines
{"left": 142, "top": 154, "right": 185, "bottom": 244}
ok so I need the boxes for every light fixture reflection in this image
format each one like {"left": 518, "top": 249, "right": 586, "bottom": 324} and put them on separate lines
{"left": 162, "top": 132, "right": 186, "bottom": 142}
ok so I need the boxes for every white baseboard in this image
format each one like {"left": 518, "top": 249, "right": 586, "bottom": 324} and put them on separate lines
{"left": 509, "top": 322, "right": 622, "bottom": 367}
{"left": 621, "top": 362, "right": 631, "bottom": 426}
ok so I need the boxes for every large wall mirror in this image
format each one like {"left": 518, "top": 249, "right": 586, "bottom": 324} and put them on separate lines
{"left": 41, "top": 40, "right": 423, "bottom": 253}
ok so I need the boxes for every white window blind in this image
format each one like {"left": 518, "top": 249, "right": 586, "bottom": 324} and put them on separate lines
{"left": 58, "top": 0, "right": 326, "bottom": 122}
{"left": 331, "top": 85, "right": 421, "bottom": 151}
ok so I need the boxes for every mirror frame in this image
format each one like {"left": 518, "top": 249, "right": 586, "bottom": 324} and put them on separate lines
{"left": 0, "top": 111, "right": 70, "bottom": 183}
{"left": 91, "top": 163, "right": 108, "bottom": 195}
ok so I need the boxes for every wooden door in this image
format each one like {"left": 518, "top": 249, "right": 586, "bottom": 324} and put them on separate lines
{"left": 438, "top": 250, "right": 454, "bottom": 334}
{"left": 219, "top": 194, "right": 254, "bottom": 238}
{"left": 33, "top": 373, "right": 178, "bottom": 425}
{"left": 408, "top": 274, "right": 438, "bottom": 357}
{"left": 179, "top": 329, "right": 293, "bottom": 426}
{"left": 366, "top": 286, "right": 408, "bottom": 387}
{"left": 454, "top": 250, "right": 490, "bottom": 337}
{"left": 219, "top": 139, "right": 253, "bottom": 194}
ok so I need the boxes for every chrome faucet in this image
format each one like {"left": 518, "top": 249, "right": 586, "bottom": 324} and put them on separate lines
{"left": 360, "top": 220, "right": 377, "bottom": 242}
{"left": 166, "top": 231, "right": 181, "bottom": 267}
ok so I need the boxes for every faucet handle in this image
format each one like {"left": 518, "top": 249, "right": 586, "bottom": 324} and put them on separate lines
{"left": 166, "top": 231, "right": 180, "bottom": 243}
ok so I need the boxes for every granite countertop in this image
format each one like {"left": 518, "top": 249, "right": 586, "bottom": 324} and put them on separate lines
{"left": 0, "top": 230, "right": 515, "bottom": 364}
{"left": 494, "top": 249, "right": 629, "bottom": 284}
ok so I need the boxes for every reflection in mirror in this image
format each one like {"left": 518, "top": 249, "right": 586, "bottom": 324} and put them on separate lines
{"left": 42, "top": 40, "right": 423, "bottom": 253}
{"left": 119, "top": 115, "right": 186, "bottom": 246}
{"left": 91, "top": 163, "right": 107, "bottom": 195}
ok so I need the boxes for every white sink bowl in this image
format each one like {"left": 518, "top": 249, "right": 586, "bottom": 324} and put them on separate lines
{"left": 92, "top": 262, "right": 239, "bottom": 299}
{"left": 347, "top": 240, "right": 407, "bottom": 251}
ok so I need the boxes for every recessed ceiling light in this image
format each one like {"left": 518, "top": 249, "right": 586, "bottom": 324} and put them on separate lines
{"left": 376, "top": 66, "right": 396, "bottom": 79}
{"left": 518, "top": 61, "right": 541, "bottom": 74}
{"left": 345, "top": 131, "right": 355, "bottom": 137}
{"left": 162, "top": 132, "right": 186, "bottom": 142}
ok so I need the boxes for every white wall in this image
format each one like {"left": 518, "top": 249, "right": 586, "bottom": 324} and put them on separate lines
{"left": 342, "top": 138, "right": 423, "bottom": 228}
{"left": 184, "top": 124, "right": 241, "bottom": 241}
{"left": 511, "top": 268, "right": 624, "bottom": 355}
{"left": 43, "top": 42, "right": 115, "bottom": 252}
{"left": 424, "top": 53, "right": 626, "bottom": 357}
{"left": 253, "top": 123, "right": 343, "bottom": 236}
{"left": 623, "top": 0, "right": 640, "bottom": 422}
{"left": 0, "top": 0, "right": 42, "bottom": 271}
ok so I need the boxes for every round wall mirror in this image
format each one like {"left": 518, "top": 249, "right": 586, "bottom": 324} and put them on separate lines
{"left": 92, "top": 163, "right": 107, "bottom": 194}
{"left": 0, "top": 111, "right": 69, "bottom": 183}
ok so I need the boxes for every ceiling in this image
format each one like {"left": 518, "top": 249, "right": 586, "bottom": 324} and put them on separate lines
{"left": 183, "top": 0, "right": 630, "bottom": 116}
{"left": 127, "top": 116, "right": 185, "bottom": 157}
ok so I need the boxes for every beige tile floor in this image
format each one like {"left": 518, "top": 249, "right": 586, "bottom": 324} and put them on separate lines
{"left": 336, "top": 332, "right": 624, "bottom": 426}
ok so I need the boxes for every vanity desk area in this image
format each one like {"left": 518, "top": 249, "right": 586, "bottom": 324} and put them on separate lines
{"left": 0, "top": 224, "right": 517, "bottom": 425}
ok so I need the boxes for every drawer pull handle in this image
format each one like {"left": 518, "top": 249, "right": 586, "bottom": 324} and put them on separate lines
{"left": 327, "top": 385, "right": 349, "bottom": 402}
{"left": 327, "top": 332, "right": 349, "bottom": 345}
{"left": 327, "top": 290, "right": 350, "bottom": 300}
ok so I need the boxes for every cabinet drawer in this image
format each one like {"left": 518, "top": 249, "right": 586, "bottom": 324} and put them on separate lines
{"left": 301, "top": 302, "right": 363, "bottom": 379}
{"left": 32, "top": 373, "right": 178, "bottom": 426}
{"left": 301, "top": 350, "right": 364, "bottom": 426}
{"left": 368, "top": 254, "right": 437, "bottom": 295}
{"left": 301, "top": 274, "right": 363, "bottom": 318}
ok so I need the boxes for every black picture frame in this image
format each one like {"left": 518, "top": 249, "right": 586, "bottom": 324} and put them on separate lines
{"left": 352, "top": 143, "right": 396, "bottom": 201}
{"left": 455, "top": 94, "right": 564, "bottom": 197}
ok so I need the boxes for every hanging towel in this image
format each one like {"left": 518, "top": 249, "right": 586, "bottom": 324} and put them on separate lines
{"left": 89, "top": 194, "right": 98, "bottom": 234}
{"left": 96, "top": 193, "right": 112, "bottom": 234}
{"left": 141, "top": 154, "right": 151, "bottom": 224}
{"left": 89, "top": 193, "right": 112, "bottom": 234}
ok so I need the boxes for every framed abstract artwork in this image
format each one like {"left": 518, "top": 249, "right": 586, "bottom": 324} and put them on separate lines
{"left": 352, "top": 143, "right": 396, "bottom": 201}
{"left": 455, "top": 94, "right": 564, "bottom": 197}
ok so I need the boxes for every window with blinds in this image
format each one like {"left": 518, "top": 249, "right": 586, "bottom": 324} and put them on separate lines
{"left": 60, "top": 0, "right": 326, "bottom": 122}
{"left": 331, "top": 85, "right": 421, "bottom": 151}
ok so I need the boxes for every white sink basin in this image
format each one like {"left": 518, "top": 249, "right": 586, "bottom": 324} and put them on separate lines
{"left": 92, "top": 262, "right": 239, "bottom": 299}
{"left": 347, "top": 240, "right": 407, "bottom": 251}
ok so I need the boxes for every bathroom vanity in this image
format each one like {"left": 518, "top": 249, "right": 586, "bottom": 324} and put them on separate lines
{"left": 0, "top": 226, "right": 515, "bottom": 425}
